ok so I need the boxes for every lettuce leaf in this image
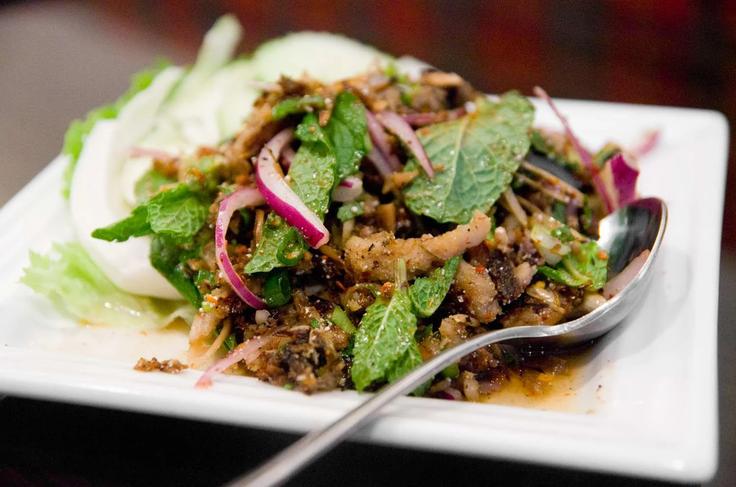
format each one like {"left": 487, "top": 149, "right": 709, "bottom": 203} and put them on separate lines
{"left": 61, "top": 60, "right": 171, "bottom": 198}
{"left": 21, "top": 242, "right": 190, "bottom": 329}
{"left": 403, "top": 92, "right": 534, "bottom": 223}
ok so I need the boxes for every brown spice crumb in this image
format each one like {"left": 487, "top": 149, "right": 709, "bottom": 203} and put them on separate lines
{"left": 134, "top": 357, "right": 188, "bottom": 374}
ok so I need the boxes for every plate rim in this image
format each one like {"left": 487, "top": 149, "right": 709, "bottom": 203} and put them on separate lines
{"left": 0, "top": 99, "right": 728, "bottom": 483}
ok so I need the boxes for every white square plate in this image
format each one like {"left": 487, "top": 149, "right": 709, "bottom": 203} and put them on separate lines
{"left": 0, "top": 99, "right": 727, "bottom": 482}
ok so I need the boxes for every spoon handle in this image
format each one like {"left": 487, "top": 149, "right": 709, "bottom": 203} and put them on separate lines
{"left": 229, "top": 324, "right": 554, "bottom": 487}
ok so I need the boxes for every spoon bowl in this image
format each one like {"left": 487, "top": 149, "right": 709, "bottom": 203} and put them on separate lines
{"left": 231, "top": 197, "right": 668, "bottom": 487}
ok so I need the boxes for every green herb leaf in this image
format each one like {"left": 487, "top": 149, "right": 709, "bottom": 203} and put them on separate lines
{"left": 551, "top": 225, "right": 574, "bottom": 243}
{"left": 92, "top": 184, "right": 208, "bottom": 244}
{"left": 336, "top": 201, "right": 365, "bottom": 222}
{"left": 295, "top": 112, "right": 330, "bottom": 145}
{"left": 263, "top": 269, "right": 292, "bottom": 307}
{"left": 329, "top": 305, "right": 356, "bottom": 334}
{"left": 223, "top": 334, "right": 237, "bottom": 351}
{"left": 441, "top": 363, "right": 460, "bottom": 379}
{"left": 385, "top": 341, "right": 422, "bottom": 383}
{"left": 538, "top": 241, "right": 608, "bottom": 290}
{"left": 324, "top": 92, "right": 370, "bottom": 181}
{"left": 530, "top": 128, "right": 581, "bottom": 173}
{"left": 386, "top": 341, "right": 429, "bottom": 396}
{"left": 90, "top": 206, "right": 151, "bottom": 242}
{"left": 351, "top": 289, "right": 417, "bottom": 391}
{"left": 403, "top": 92, "right": 534, "bottom": 223}
{"left": 149, "top": 235, "right": 202, "bottom": 307}
{"left": 62, "top": 60, "right": 171, "bottom": 198}
{"left": 147, "top": 187, "right": 208, "bottom": 243}
{"left": 272, "top": 95, "right": 325, "bottom": 120}
{"left": 409, "top": 256, "right": 460, "bottom": 317}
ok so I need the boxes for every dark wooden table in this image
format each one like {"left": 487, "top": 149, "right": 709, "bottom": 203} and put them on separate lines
{"left": 0, "top": 2, "right": 733, "bottom": 485}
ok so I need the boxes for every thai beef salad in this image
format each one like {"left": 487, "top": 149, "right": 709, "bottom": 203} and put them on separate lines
{"left": 22, "top": 16, "right": 654, "bottom": 400}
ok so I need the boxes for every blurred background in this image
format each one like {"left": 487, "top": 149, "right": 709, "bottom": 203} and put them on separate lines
{"left": 0, "top": 1, "right": 733, "bottom": 486}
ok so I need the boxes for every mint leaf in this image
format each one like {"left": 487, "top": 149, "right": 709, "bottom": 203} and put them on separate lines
{"left": 90, "top": 206, "right": 151, "bottom": 242}
{"left": 92, "top": 185, "right": 207, "bottom": 244}
{"left": 295, "top": 112, "right": 330, "bottom": 145}
{"left": 409, "top": 256, "right": 460, "bottom": 317}
{"left": 147, "top": 187, "right": 208, "bottom": 243}
{"left": 272, "top": 95, "right": 325, "bottom": 120}
{"left": 150, "top": 235, "right": 202, "bottom": 307}
{"left": 351, "top": 289, "right": 417, "bottom": 391}
{"left": 62, "top": 60, "right": 171, "bottom": 198}
{"left": 287, "top": 139, "right": 336, "bottom": 215}
{"left": 325, "top": 92, "right": 370, "bottom": 181}
{"left": 245, "top": 115, "right": 336, "bottom": 274}
{"left": 538, "top": 241, "right": 608, "bottom": 290}
{"left": 386, "top": 341, "right": 429, "bottom": 396}
{"left": 403, "top": 92, "right": 534, "bottom": 223}
{"left": 336, "top": 201, "right": 365, "bottom": 222}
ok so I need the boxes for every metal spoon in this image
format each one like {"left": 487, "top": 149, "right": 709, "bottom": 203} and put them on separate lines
{"left": 230, "top": 197, "right": 668, "bottom": 487}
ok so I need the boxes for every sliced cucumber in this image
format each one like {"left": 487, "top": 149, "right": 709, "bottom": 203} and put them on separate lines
{"left": 251, "top": 31, "right": 393, "bottom": 83}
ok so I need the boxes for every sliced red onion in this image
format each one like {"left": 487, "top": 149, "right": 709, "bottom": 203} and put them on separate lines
{"left": 256, "top": 129, "right": 330, "bottom": 248}
{"left": 401, "top": 107, "right": 466, "bottom": 127}
{"left": 366, "top": 148, "right": 393, "bottom": 178}
{"left": 631, "top": 129, "right": 660, "bottom": 158}
{"left": 332, "top": 176, "right": 363, "bottom": 202}
{"left": 376, "top": 111, "right": 435, "bottom": 178}
{"left": 281, "top": 145, "right": 296, "bottom": 170}
{"left": 533, "top": 86, "right": 615, "bottom": 213}
{"left": 195, "top": 336, "right": 268, "bottom": 388}
{"left": 608, "top": 153, "right": 639, "bottom": 206}
{"left": 215, "top": 187, "right": 267, "bottom": 309}
{"left": 365, "top": 111, "right": 401, "bottom": 171}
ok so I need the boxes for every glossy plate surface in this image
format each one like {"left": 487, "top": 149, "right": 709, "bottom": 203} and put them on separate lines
{"left": 0, "top": 99, "right": 727, "bottom": 482}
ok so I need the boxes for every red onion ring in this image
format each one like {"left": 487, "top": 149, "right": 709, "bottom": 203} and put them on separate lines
{"left": 631, "top": 129, "right": 660, "bottom": 158}
{"left": 215, "top": 187, "right": 267, "bottom": 309}
{"left": 256, "top": 128, "right": 330, "bottom": 248}
{"left": 375, "top": 111, "right": 435, "bottom": 178}
{"left": 365, "top": 111, "right": 401, "bottom": 171}
{"left": 332, "top": 176, "right": 363, "bottom": 202}
{"left": 533, "top": 86, "right": 614, "bottom": 213}
{"left": 195, "top": 336, "right": 268, "bottom": 388}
